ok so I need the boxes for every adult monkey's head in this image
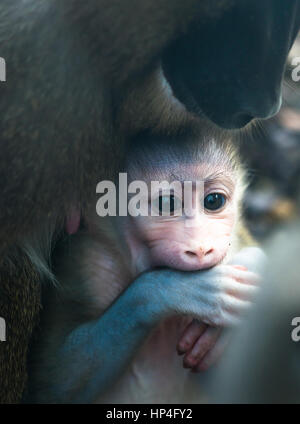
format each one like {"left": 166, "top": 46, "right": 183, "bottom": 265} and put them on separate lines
{"left": 62, "top": 0, "right": 300, "bottom": 132}
{"left": 162, "top": 0, "right": 300, "bottom": 129}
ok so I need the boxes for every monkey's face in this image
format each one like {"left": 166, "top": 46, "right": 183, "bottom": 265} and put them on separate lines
{"left": 125, "top": 161, "right": 240, "bottom": 272}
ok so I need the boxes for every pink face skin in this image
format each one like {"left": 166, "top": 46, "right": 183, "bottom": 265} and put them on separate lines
{"left": 124, "top": 161, "right": 238, "bottom": 273}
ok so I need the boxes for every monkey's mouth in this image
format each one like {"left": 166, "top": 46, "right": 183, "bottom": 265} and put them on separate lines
{"left": 149, "top": 244, "right": 228, "bottom": 273}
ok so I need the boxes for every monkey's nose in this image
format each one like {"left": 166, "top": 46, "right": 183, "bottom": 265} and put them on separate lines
{"left": 183, "top": 247, "right": 214, "bottom": 269}
{"left": 185, "top": 248, "right": 213, "bottom": 259}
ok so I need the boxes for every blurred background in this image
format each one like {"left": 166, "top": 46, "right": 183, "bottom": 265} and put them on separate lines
{"left": 241, "top": 33, "right": 300, "bottom": 242}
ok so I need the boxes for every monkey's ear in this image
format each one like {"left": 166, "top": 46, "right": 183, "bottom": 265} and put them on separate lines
{"left": 162, "top": 1, "right": 300, "bottom": 129}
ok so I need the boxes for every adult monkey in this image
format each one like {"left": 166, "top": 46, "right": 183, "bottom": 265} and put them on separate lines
{"left": 0, "top": 0, "right": 299, "bottom": 403}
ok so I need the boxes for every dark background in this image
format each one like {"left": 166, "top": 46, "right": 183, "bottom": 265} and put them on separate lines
{"left": 241, "top": 33, "right": 300, "bottom": 241}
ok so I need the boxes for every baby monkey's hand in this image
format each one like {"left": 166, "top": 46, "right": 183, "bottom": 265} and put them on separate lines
{"left": 177, "top": 261, "right": 262, "bottom": 372}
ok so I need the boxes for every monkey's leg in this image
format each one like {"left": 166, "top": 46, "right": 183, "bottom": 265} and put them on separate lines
{"left": 0, "top": 248, "right": 41, "bottom": 403}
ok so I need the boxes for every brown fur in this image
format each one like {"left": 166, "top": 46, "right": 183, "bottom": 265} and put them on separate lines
{"left": 0, "top": 1, "right": 232, "bottom": 402}
{"left": 0, "top": 249, "right": 40, "bottom": 403}
{"left": 0, "top": 1, "right": 233, "bottom": 247}
{"left": 0, "top": 0, "right": 297, "bottom": 402}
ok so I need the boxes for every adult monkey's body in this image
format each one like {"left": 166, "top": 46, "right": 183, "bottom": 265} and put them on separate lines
{"left": 0, "top": 0, "right": 299, "bottom": 403}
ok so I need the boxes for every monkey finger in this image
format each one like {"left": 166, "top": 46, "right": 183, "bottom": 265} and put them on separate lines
{"left": 192, "top": 332, "right": 230, "bottom": 372}
{"left": 183, "top": 326, "right": 221, "bottom": 369}
{"left": 225, "top": 280, "right": 261, "bottom": 300}
{"left": 177, "top": 320, "right": 208, "bottom": 355}
{"left": 229, "top": 247, "right": 267, "bottom": 275}
{"left": 223, "top": 295, "right": 254, "bottom": 316}
{"left": 229, "top": 267, "right": 262, "bottom": 285}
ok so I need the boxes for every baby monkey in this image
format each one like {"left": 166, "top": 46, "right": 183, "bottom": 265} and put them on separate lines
{"left": 27, "top": 133, "right": 263, "bottom": 403}
{"left": 118, "top": 135, "right": 261, "bottom": 373}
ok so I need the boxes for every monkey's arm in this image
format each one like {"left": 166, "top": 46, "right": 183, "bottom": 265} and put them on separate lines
{"left": 26, "top": 276, "right": 163, "bottom": 403}
{"left": 26, "top": 262, "right": 258, "bottom": 403}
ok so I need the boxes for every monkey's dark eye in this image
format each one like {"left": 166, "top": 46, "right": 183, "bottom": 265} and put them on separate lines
{"left": 153, "top": 194, "right": 182, "bottom": 216}
{"left": 204, "top": 193, "right": 226, "bottom": 211}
